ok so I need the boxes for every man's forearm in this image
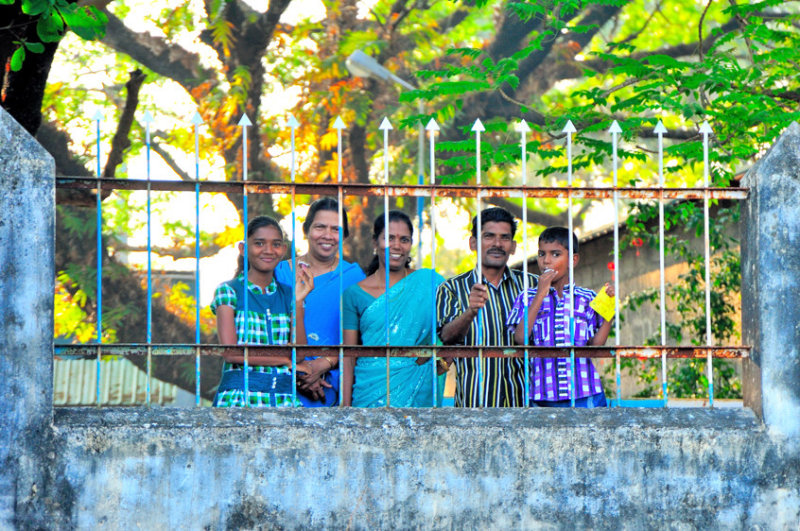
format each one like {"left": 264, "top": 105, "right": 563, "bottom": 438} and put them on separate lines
{"left": 439, "top": 308, "right": 477, "bottom": 344}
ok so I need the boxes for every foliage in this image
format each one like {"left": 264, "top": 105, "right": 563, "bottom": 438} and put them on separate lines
{"left": 39, "top": 0, "right": 800, "bottom": 397}
{"left": 2, "top": 0, "right": 107, "bottom": 71}
{"left": 396, "top": 0, "right": 800, "bottom": 398}
{"left": 156, "top": 281, "right": 216, "bottom": 339}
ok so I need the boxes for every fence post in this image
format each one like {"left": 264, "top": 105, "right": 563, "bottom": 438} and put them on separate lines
{"left": 0, "top": 107, "right": 55, "bottom": 526}
{"left": 741, "top": 121, "right": 800, "bottom": 440}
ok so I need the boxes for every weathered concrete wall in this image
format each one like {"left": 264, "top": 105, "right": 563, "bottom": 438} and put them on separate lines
{"left": 2, "top": 107, "right": 800, "bottom": 529}
{"left": 52, "top": 408, "right": 799, "bottom": 530}
{"left": 742, "top": 121, "right": 800, "bottom": 437}
{"left": 0, "top": 108, "right": 55, "bottom": 529}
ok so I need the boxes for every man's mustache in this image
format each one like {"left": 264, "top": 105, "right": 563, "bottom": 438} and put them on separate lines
{"left": 486, "top": 247, "right": 507, "bottom": 256}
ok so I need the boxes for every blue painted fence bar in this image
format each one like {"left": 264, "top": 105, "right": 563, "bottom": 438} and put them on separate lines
{"left": 239, "top": 115, "right": 251, "bottom": 406}
{"left": 428, "top": 119, "right": 439, "bottom": 407}
{"left": 517, "top": 120, "right": 531, "bottom": 409}
{"left": 69, "top": 114, "right": 748, "bottom": 408}
{"left": 565, "top": 120, "right": 577, "bottom": 408}
{"left": 144, "top": 112, "right": 154, "bottom": 406}
{"left": 610, "top": 121, "right": 623, "bottom": 407}
{"left": 655, "top": 121, "right": 669, "bottom": 407}
{"left": 701, "top": 122, "right": 715, "bottom": 407}
{"left": 93, "top": 111, "right": 103, "bottom": 407}
{"left": 288, "top": 115, "right": 299, "bottom": 406}
{"left": 334, "top": 117, "right": 346, "bottom": 407}
{"left": 380, "top": 118, "right": 391, "bottom": 406}
{"left": 472, "top": 119, "right": 485, "bottom": 407}
{"left": 192, "top": 113, "right": 203, "bottom": 406}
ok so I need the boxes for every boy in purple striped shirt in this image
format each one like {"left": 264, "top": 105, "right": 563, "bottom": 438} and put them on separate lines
{"left": 506, "top": 227, "right": 614, "bottom": 407}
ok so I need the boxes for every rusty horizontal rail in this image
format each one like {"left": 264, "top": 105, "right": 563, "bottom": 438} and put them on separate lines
{"left": 54, "top": 344, "right": 749, "bottom": 360}
{"left": 55, "top": 177, "right": 749, "bottom": 200}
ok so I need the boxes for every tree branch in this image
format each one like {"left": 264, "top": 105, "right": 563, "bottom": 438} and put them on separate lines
{"left": 108, "top": 239, "right": 226, "bottom": 260}
{"left": 487, "top": 197, "right": 576, "bottom": 228}
{"left": 150, "top": 140, "right": 194, "bottom": 182}
{"left": 101, "top": 9, "right": 216, "bottom": 96}
{"left": 581, "top": 18, "right": 742, "bottom": 76}
{"left": 104, "top": 69, "right": 146, "bottom": 177}
{"left": 514, "top": 3, "right": 622, "bottom": 90}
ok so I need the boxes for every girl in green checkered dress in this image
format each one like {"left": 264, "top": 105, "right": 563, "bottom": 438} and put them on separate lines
{"left": 211, "top": 216, "right": 314, "bottom": 407}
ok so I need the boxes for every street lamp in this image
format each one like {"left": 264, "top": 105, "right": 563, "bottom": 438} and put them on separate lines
{"left": 346, "top": 50, "right": 417, "bottom": 91}
{"left": 345, "top": 50, "right": 426, "bottom": 263}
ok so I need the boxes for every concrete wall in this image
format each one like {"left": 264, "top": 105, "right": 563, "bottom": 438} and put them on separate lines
{"left": 2, "top": 106, "right": 799, "bottom": 529}
{"left": 52, "top": 408, "right": 798, "bottom": 530}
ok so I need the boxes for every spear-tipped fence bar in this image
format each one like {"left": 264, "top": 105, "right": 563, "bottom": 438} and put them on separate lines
{"left": 65, "top": 114, "right": 747, "bottom": 408}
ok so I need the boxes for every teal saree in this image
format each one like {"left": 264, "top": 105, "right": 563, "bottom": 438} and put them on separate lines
{"left": 351, "top": 268, "right": 445, "bottom": 407}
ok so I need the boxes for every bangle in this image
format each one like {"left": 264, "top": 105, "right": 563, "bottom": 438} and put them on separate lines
{"left": 320, "top": 357, "right": 334, "bottom": 370}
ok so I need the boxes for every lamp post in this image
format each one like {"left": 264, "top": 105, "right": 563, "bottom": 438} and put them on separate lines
{"left": 345, "top": 50, "right": 426, "bottom": 264}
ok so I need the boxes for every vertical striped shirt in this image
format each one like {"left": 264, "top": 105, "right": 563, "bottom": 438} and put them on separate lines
{"left": 506, "top": 285, "right": 606, "bottom": 401}
{"left": 436, "top": 268, "right": 538, "bottom": 407}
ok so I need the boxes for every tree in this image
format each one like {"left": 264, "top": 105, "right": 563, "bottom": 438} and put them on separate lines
{"left": 16, "top": 0, "right": 800, "bottom": 399}
{"left": 1, "top": 0, "right": 107, "bottom": 134}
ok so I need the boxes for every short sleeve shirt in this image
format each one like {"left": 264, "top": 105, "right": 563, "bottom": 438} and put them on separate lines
{"left": 506, "top": 285, "right": 606, "bottom": 401}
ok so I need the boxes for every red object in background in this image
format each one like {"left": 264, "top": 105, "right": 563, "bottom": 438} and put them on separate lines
{"left": 632, "top": 237, "right": 644, "bottom": 256}
{"left": 607, "top": 261, "right": 615, "bottom": 281}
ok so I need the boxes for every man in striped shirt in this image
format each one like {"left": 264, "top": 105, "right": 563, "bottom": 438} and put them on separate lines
{"left": 436, "top": 207, "right": 538, "bottom": 407}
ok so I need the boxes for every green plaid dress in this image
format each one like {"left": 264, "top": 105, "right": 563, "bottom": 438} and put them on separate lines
{"left": 210, "top": 275, "right": 300, "bottom": 408}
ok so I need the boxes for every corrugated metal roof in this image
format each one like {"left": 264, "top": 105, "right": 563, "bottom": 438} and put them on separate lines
{"left": 53, "top": 358, "right": 179, "bottom": 406}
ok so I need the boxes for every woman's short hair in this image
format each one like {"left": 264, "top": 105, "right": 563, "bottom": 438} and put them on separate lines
{"left": 302, "top": 197, "right": 349, "bottom": 239}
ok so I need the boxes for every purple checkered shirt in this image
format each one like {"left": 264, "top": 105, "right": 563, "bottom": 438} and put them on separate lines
{"left": 506, "top": 285, "right": 606, "bottom": 402}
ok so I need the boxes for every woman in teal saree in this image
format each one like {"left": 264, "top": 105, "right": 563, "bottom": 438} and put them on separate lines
{"left": 342, "top": 211, "right": 446, "bottom": 407}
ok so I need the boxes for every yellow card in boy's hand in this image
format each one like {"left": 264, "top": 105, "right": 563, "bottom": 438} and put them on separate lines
{"left": 590, "top": 286, "right": 616, "bottom": 322}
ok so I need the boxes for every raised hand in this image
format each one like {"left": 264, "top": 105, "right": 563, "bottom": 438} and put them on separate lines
{"left": 538, "top": 267, "right": 557, "bottom": 292}
{"left": 295, "top": 262, "right": 315, "bottom": 302}
{"left": 604, "top": 282, "right": 616, "bottom": 298}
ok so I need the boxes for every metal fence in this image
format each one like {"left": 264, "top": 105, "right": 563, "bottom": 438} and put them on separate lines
{"left": 53, "top": 114, "right": 749, "bottom": 408}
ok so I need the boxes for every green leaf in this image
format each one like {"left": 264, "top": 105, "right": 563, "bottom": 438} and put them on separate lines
{"left": 10, "top": 46, "right": 25, "bottom": 71}
{"left": 21, "top": 0, "right": 49, "bottom": 16}
{"left": 37, "top": 11, "right": 65, "bottom": 42}
{"left": 23, "top": 41, "right": 45, "bottom": 53}
{"left": 646, "top": 54, "right": 689, "bottom": 69}
{"left": 61, "top": 4, "right": 108, "bottom": 40}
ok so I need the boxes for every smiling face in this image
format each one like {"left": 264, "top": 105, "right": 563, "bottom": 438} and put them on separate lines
{"left": 244, "top": 225, "right": 286, "bottom": 274}
{"left": 470, "top": 221, "right": 517, "bottom": 271}
{"left": 375, "top": 220, "right": 413, "bottom": 272}
{"left": 537, "top": 239, "right": 579, "bottom": 286}
{"left": 306, "top": 210, "right": 340, "bottom": 262}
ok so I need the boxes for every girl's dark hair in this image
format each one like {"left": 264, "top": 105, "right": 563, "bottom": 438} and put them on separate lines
{"left": 302, "top": 197, "right": 350, "bottom": 238}
{"left": 365, "top": 210, "right": 414, "bottom": 276}
{"left": 234, "top": 215, "right": 284, "bottom": 278}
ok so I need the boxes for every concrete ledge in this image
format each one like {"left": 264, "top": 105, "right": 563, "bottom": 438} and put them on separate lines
{"left": 54, "top": 406, "right": 762, "bottom": 431}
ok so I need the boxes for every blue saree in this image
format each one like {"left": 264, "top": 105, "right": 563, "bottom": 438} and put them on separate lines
{"left": 346, "top": 268, "right": 445, "bottom": 408}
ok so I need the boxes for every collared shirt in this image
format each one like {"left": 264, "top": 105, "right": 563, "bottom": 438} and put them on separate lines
{"left": 210, "top": 275, "right": 297, "bottom": 408}
{"left": 436, "top": 268, "right": 538, "bottom": 407}
{"left": 211, "top": 275, "right": 291, "bottom": 347}
{"left": 506, "top": 285, "right": 605, "bottom": 401}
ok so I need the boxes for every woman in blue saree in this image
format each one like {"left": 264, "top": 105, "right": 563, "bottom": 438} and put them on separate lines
{"left": 275, "top": 198, "right": 365, "bottom": 407}
{"left": 342, "top": 211, "right": 445, "bottom": 407}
